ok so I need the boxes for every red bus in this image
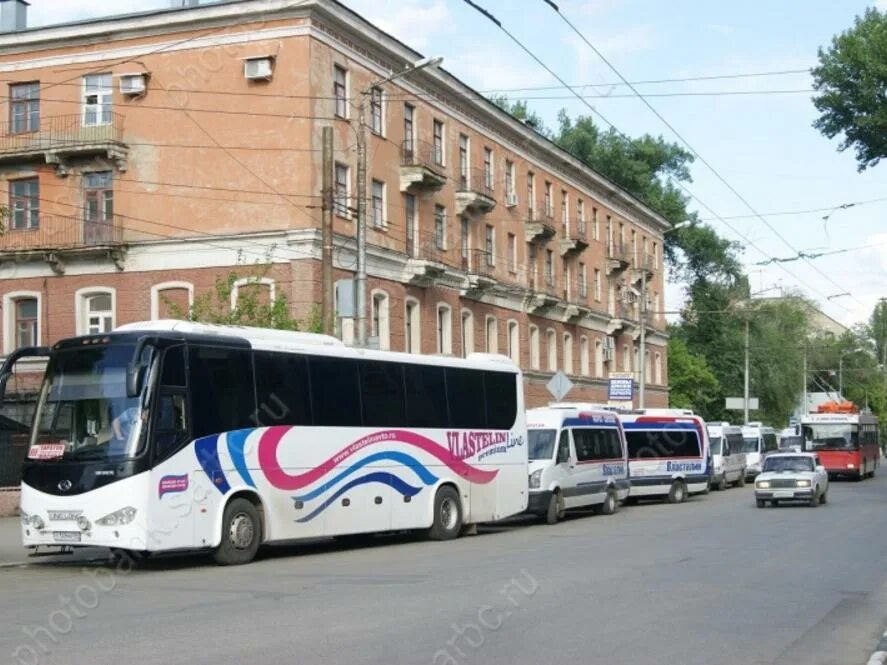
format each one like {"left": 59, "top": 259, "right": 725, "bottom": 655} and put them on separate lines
{"left": 800, "top": 402, "right": 880, "bottom": 480}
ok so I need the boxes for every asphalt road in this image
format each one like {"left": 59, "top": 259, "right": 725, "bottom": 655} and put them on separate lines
{"left": 2, "top": 474, "right": 887, "bottom": 665}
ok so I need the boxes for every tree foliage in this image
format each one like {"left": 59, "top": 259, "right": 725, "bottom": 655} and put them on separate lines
{"left": 812, "top": 7, "right": 887, "bottom": 171}
{"left": 666, "top": 337, "right": 720, "bottom": 413}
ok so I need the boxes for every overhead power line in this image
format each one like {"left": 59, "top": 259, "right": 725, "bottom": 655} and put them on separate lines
{"left": 542, "top": 0, "right": 864, "bottom": 310}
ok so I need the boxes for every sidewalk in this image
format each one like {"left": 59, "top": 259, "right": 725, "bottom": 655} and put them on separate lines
{"left": 0, "top": 517, "right": 108, "bottom": 567}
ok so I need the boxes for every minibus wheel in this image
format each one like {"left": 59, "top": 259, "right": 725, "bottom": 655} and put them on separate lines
{"left": 544, "top": 491, "right": 565, "bottom": 524}
{"left": 213, "top": 498, "right": 262, "bottom": 565}
{"left": 600, "top": 488, "right": 618, "bottom": 515}
{"left": 735, "top": 472, "right": 746, "bottom": 488}
{"left": 667, "top": 480, "right": 686, "bottom": 504}
{"left": 429, "top": 486, "right": 462, "bottom": 540}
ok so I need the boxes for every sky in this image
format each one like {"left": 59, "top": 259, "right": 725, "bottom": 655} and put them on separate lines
{"left": 26, "top": 0, "right": 887, "bottom": 327}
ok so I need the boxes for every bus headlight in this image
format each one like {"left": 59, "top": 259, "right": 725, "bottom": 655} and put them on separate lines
{"left": 529, "top": 469, "right": 542, "bottom": 489}
{"left": 96, "top": 507, "right": 137, "bottom": 527}
{"left": 756, "top": 481, "right": 771, "bottom": 489}
{"left": 795, "top": 479, "right": 811, "bottom": 488}
{"left": 76, "top": 516, "right": 91, "bottom": 531}
{"left": 29, "top": 515, "right": 45, "bottom": 530}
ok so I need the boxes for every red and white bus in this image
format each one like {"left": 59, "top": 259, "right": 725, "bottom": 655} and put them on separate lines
{"left": 800, "top": 401, "right": 880, "bottom": 481}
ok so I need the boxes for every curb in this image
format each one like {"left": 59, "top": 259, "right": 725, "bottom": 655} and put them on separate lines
{"left": 867, "top": 631, "right": 887, "bottom": 665}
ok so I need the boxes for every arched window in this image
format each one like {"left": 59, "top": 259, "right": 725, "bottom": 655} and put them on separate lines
{"left": 231, "top": 277, "right": 275, "bottom": 308}
{"left": 486, "top": 316, "right": 498, "bottom": 354}
{"left": 75, "top": 287, "right": 116, "bottom": 335}
{"left": 507, "top": 320, "right": 520, "bottom": 365}
{"left": 655, "top": 352, "right": 663, "bottom": 385}
{"left": 3, "top": 291, "right": 41, "bottom": 353}
{"left": 563, "top": 332, "right": 573, "bottom": 375}
{"left": 460, "top": 309, "right": 474, "bottom": 357}
{"left": 547, "top": 329, "right": 557, "bottom": 371}
{"left": 437, "top": 303, "right": 453, "bottom": 354}
{"left": 623, "top": 344, "right": 631, "bottom": 372}
{"left": 645, "top": 349, "right": 652, "bottom": 381}
{"left": 404, "top": 298, "right": 421, "bottom": 353}
{"left": 529, "top": 325, "right": 540, "bottom": 370}
{"left": 580, "top": 336, "right": 589, "bottom": 376}
{"left": 370, "top": 290, "right": 390, "bottom": 351}
{"left": 594, "top": 339, "right": 603, "bottom": 378}
{"left": 150, "top": 281, "right": 194, "bottom": 320}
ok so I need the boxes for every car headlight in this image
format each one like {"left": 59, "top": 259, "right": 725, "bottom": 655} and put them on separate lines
{"left": 529, "top": 469, "right": 542, "bottom": 489}
{"left": 795, "top": 479, "right": 811, "bottom": 488}
{"left": 96, "top": 507, "right": 137, "bottom": 527}
{"left": 756, "top": 481, "right": 771, "bottom": 489}
{"left": 846, "top": 463, "right": 855, "bottom": 469}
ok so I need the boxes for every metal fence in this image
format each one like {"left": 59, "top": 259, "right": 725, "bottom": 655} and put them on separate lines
{"left": 0, "top": 113, "right": 124, "bottom": 155}
{"left": 0, "top": 214, "right": 124, "bottom": 251}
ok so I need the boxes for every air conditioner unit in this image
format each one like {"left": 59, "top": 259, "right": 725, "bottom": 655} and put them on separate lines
{"left": 602, "top": 347, "right": 614, "bottom": 362}
{"left": 244, "top": 57, "right": 273, "bottom": 81}
{"left": 506, "top": 192, "right": 518, "bottom": 207}
{"left": 119, "top": 74, "right": 147, "bottom": 96}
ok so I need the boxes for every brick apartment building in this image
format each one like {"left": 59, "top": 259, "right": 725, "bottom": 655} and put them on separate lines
{"left": 0, "top": 0, "right": 670, "bottom": 415}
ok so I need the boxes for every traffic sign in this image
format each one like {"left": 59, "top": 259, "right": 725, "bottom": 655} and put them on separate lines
{"left": 608, "top": 372, "right": 634, "bottom": 403}
{"left": 546, "top": 371, "right": 574, "bottom": 401}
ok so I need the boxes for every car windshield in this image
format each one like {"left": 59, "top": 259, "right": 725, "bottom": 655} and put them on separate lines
{"left": 528, "top": 429, "right": 557, "bottom": 461}
{"left": 740, "top": 437, "right": 759, "bottom": 453}
{"left": 28, "top": 344, "right": 150, "bottom": 462}
{"left": 780, "top": 436, "right": 804, "bottom": 450}
{"left": 709, "top": 436, "right": 722, "bottom": 454}
{"left": 763, "top": 456, "right": 814, "bottom": 473}
{"left": 802, "top": 424, "right": 858, "bottom": 450}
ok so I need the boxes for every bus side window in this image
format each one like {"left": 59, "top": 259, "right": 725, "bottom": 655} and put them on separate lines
{"left": 189, "top": 345, "right": 256, "bottom": 438}
{"left": 153, "top": 345, "right": 189, "bottom": 462}
{"left": 723, "top": 438, "right": 730, "bottom": 456}
{"left": 556, "top": 430, "right": 571, "bottom": 464}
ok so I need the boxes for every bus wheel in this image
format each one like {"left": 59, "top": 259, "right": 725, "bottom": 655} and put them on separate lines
{"left": 429, "top": 486, "right": 462, "bottom": 541}
{"left": 667, "top": 480, "right": 686, "bottom": 504}
{"left": 716, "top": 475, "right": 727, "bottom": 491}
{"left": 601, "top": 488, "right": 618, "bottom": 515}
{"left": 543, "top": 491, "right": 565, "bottom": 525}
{"left": 213, "top": 498, "right": 261, "bottom": 566}
{"left": 735, "top": 472, "right": 746, "bottom": 488}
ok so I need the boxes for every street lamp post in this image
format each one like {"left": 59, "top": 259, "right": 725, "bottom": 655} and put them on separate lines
{"left": 638, "top": 219, "right": 692, "bottom": 408}
{"left": 354, "top": 56, "right": 442, "bottom": 347}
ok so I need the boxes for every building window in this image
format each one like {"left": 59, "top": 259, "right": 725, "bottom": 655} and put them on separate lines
{"left": 371, "top": 179, "right": 385, "bottom": 228}
{"left": 83, "top": 73, "right": 112, "bottom": 126}
{"left": 485, "top": 224, "right": 495, "bottom": 267}
{"left": 404, "top": 193, "right": 416, "bottom": 255}
{"left": 577, "top": 199, "right": 585, "bottom": 236}
{"left": 655, "top": 352, "right": 663, "bottom": 384}
{"left": 84, "top": 171, "right": 114, "bottom": 243}
{"left": 437, "top": 304, "right": 452, "bottom": 355}
{"left": 529, "top": 325, "right": 540, "bottom": 370}
{"left": 561, "top": 190, "right": 568, "bottom": 232}
{"left": 592, "top": 207, "right": 599, "bottom": 240}
{"left": 594, "top": 340, "right": 604, "bottom": 377}
{"left": 528, "top": 243, "right": 537, "bottom": 287}
{"left": 434, "top": 204, "right": 446, "bottom": 250}
{"left": 10, "top": 82, "right": 39, "bottom": 134}
{"left": 14, "top": 297, "right": 38, "bottom": 349}
{"left": 631, "top": 229, "right": 637, "bottom": 264}
{"left": 9, "top": 178, "right": 39, "bottom": 230}
{"left": 544, "top": 181, "right": 553, "bottom": 217}
{"left": 623, "top": 344, "right": 631, "bottom": 372}
{"left": 334, "top": 163, "right": 350, "bottom": 217}
{"left": 486, "top": 316, "right": 498, "bottom": 354}
{"left": 459, "top": 134, "right": 469, "bottom": 189}
{"left": 563, "top": 258, "right": 570, "bottom": 300}
{"left": 547, "top": 329, "right": 557, "bottom": 371}
{"left": 505, "top": 160, "right": 515, "bottom": 205}
{"left": 594, "top": 268, "right": 602, "bottom": 302}
{"left": 580, "top": 336, "right": 589, "bottom": 376}
{"left": 527, "top": 172, "right": 535, "bottom": 215}
{"left": 405, "top": 298, "right": 420, "bottom": 353}
{"left": 483, "top": 147, "right": 493, "bottom": 191}
{"left": 564, "top": 333, "right": 573, "bottom": 374}
{"left": 645, "top": 349, "right": 652, "bottom": 381}
{"left": 231, "top": 277, "right": 275, "bottom": 309}
{"left": 461, "top": 310, "right": 474, "bottom": 357}
{"left": 370, "top": 86, "right": 383, "bottom": 134}
{"left": 150, "top": 281, "right": 194, "bottom": 320}
{"left": 579, "top": 262, "right": 587, "bottom": 298}
{"left": 403, "top": 103, "right": 415, "bottom": 150}
{"left": 371, "top": 291, "right": 390, "bottom": 351}
{"left": 460, "top": 216, "right": 470, "bottom": 266}
{"left": 333, "top": 65, "right": 348, "bottom": 118}
{"left": 507, "top": 320, "right": 520, "bottom": 365}
{"left": 545, "top": 249, "right": 554, "bottom": 287}
{"left": 433, "top": 119, "right": 444, "bottom": 165}
{"left": 78, "top": 290, "right": 115, "bottom": 335}
{"left": 507, "top": 233, "right": 517, "bottom": 273}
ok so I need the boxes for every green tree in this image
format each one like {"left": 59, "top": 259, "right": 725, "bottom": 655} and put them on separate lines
{"left": 667, "top": 337, "right": 721, "bottom": 413}
{"left": 489, "top": 94, "right": 548, "bottom": 133}
{"left": 870, "top": 298, "right": 887, "bottom": 363}
{"left": 812, "top": 7, "right": 887, "bottom": 171}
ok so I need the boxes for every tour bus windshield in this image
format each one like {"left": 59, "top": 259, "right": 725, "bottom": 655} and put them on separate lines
{"left": 740, "top": 437, "right": 760, "bottom": 453}
{"left": 802, "top": 424, "right": 859, "bottom": 450}
{"left": 709, "top": 436, "right": 722, "bottom": 454}
{"left": 763, "top": 456, "right": 814, "bottom": 473}
{"left": 528, "top": 429, "right": 557, "bottom": 460}
{"left": 29, "top": 344, "right": 149, "bottom": 462}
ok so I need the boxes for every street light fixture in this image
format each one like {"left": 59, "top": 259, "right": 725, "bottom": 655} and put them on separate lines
{"left": 354, "top": 56, "right": 443, "bottom": 347}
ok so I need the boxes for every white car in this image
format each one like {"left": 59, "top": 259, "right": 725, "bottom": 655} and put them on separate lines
{"left": 754, "top": 453, "right": 829, "bottom": 508}
{"left": 706, "top": 422, "right": 747, "bottom": 490}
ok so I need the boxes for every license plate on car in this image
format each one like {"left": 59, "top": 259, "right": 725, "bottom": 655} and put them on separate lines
{"left": 774, "top": 490, "right": 794, "bottom": 499}
{"left": 52, "top": 531, "right": 81, "bottom": 543}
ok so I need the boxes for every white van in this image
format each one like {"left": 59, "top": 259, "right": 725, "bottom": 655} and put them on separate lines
{"left": 526, "top": 406, "right": 630, "bottom": 524}
{"left": 620, "top": 411, "right": 711, "bottom": 503}
{"left": 706, "top": 422, "right": 747, "bottom": 490}
{"left": 742, "top": 423, "right": 779, "bottom": 479}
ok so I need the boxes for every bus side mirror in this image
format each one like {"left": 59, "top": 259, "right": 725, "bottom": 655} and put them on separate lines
{"left": 126, "top": 364, "right": 147, "bottom": 398}
{"left": 0, "top": 374, "right": 9, "bottom": 402}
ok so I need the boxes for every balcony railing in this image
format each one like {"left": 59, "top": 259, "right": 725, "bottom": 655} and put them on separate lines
{"left": 405, "top": 230, "right": 447, "bottom": 265}
{"left": 608, "top": 241, "right": 630, "bottom": 262}
{"left": 640, "top": 253, "right": 656, "bottom": 271}
{"left": 0, "top": 113, "right": 125, "bottom": 156}
{"left": 0, "top": 214, "right": 124, "bottom": 251}
{"left": 461, "top": 248, "right": 494, "bottom": 278}
{"left": 457, "top": 167, "right": 494, "bottom": 197}
{"left": 401, "top": 138, "right": 443, "bottom": 170}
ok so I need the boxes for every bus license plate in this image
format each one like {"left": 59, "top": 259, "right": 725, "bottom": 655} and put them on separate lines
{"left": 53, "top": 531, "right": 81, "bottom": 543}
{"left": 774, "top": 490, "right": 794, "bottom": 499}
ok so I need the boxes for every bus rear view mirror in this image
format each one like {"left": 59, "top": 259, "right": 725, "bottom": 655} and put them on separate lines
{"left": 0, "top": 345, "right": 50, "bottom": 403}
{"left": 126, "top": 364, "right": 147, "bottom": 398}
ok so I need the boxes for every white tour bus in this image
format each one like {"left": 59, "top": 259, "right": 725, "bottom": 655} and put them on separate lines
{"left": 706, "top": 422, "right": 747, "bottom": 490}
{"left": 741, "top": 422, "right": 779, "bottom": 479}
{"left": 620, "top": 410, "right": 711, "bottom": 503}
{"left": 3, "top": 321, "right": 528, "bottom": 565}
{"left": 526, "top": 405, "right": 629, "bottom": 523}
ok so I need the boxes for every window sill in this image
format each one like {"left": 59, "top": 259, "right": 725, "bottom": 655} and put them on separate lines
{"left": 335, "top": 212, "right": 352, "bottom": 221}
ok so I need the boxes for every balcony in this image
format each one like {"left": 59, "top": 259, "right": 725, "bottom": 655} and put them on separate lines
{"left": 399, "top": 139, "right": 447, "bottom": 192}
{"left": 0, "top": 214, "right": 126, "bottom": 273}
{"left": 455, "top": 168, "right": 496, "bottom": 216}
{"left": 462, "top": 248, "right": 496, "bottom": 291}
{"left": 632, "top": 252, "right": 657, "bottom": 282}
{"left": 0, "top": 114, "right": 128, "bottom": 175}
{"left": 606, "top": 300, "right": 637, "bottom": 336}
{"left": 606, "top": 241, "right": 631, "bottom": 275}
{"left": 524, "top": 207, "right": 555, "bottom": 244}
{"left": 526, "top": 271, "right": 558, "bottom": 313}
{"left": 404, "top": 230, "right": 449, "bottom": 285}
{"left": 559, "top": 226, "right": 589, "bottom": 257}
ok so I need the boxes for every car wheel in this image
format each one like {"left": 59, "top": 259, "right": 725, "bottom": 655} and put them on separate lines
{"left": 544, "top": 491, "right": 564, "bottom": 525}
{"left": 819, "top": 489, "right": 828, "bottom": 505}
{"left": 736, "top": 472, "right": 747, "bottom": 488}
{"left": 601, "top": 488, "right": 618, "bottom": 515}
{"left": 667, "top": 480, "right": 686, "bottom": 504}
{"left": 809, "top": 488, "right": 819, "bottom": 507}
{"left": 428, "top": 486, "right": 463, "bottom": 540}
{"left": 756, "top": 499, "right": 765, "bottom": 508}
{"left": 213, "top": 498, "right": 262, "bottom": 566}
{"left": 716, "top": 474, "right": 727, "bottom": 491}
{"left": 770, "top": 500, "right": 779, "bottom": 507}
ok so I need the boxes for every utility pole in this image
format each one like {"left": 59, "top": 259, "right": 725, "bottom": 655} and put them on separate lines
{"left": 321, "top": 127, "right": 334, "bottom": 336}
{"left": 802, "top": 344, "right": 808, "bottom": 416}
{"left": 744, "top": 316, "right": 750, "bottom": 424}
{"left": 638, "top": 266, "right": 647, "bottom": 409}
{"left": 354, "top": 98, "right": 368, "bottom": 347}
